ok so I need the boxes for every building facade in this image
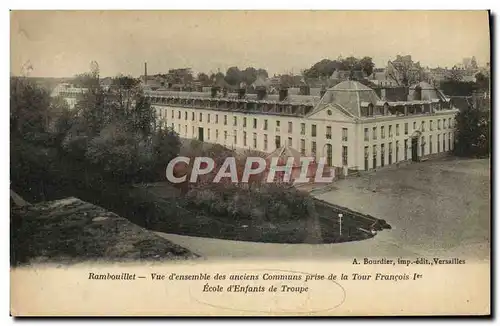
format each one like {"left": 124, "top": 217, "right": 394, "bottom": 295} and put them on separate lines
{"left": 145, "top": 81, "right": 459, "bottom": 173}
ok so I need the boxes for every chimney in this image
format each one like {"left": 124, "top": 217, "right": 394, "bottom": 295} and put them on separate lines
{"left": 279, "top": 88, "right": 288, "bottom": 102}
{"left": 238, "top": 87, "right": 246, "bottom": 99}
{"left": 144, "top": 62, "right": 148, "bottom": 85}
{"left": 256, "top": 87, "right": 267, "bottom": 101}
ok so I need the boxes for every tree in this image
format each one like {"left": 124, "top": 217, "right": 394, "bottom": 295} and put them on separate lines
{"left": 10, "top": 77, "right": 51, "bottom": 139}
{"left": 359, "top": 57, "right": 375, "bottom": 77}
{"left": 256, "top": 68, "right": 268, "bottom": 79}
{"left": 303, "top": 57, "right": 375, "bottom": 79}
{"left": 111, "top": 75, "right": 141, "bottom": 90}
{"left": 128, "top": 95, "right": 156, "bottom": 137}
{"left": 454, "top": 106, "right": 490, "bottom": 158}
{"left": 152, "top": 127, "right": 181, "bottom": 175}
{"left": 197, "top": 72, "right": 211, "bottom": 86}
{"left": 475, "top": 72, "right": 490, "bottom": 91}
{"left": 241, "top": 67, "right": 258, "bottom": 86}
{"left": 85, "top": 122, "right": 147, "bottom": 183}
{"left": 224, "top": 66, "right": 242, "bottom": 86}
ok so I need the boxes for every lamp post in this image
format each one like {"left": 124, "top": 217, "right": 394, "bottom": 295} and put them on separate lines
{"left": 338, "top": 213, "right": 343, "bottom": 236}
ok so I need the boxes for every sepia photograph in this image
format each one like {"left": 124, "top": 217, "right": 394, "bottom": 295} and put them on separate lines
{"left": 9, "top": 9, "right": 491, "bottom": 316}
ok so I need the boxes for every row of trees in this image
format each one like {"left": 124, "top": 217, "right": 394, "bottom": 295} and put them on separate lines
{"left": 302, "top": 56, "right": 375, "bottom": 79}
{"left": 152, "top": 67, "right": 270, "bottom": 88}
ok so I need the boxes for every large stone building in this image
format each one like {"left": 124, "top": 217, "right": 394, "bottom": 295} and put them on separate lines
{"left": 146, "top": 80, "right": 459, "bottom": 173}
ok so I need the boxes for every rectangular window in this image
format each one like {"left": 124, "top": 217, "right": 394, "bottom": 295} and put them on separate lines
{"left": 264, "top": 134, "right": 268, "bottom": 151}
{"left": 300, "top": 123, "right": 305, "bottom": 135}
{"left": 342, "top": 146, "right": 348, "bottom": 166}
{"left": 404, "top": 139, "right": 408, "bottom": 160}
{"left": 287, "top": 137, "right": 292, "bottom": 147}
{"left": 275, "top": 136, "right": 281, "bottom": 149}
{"left": 224, "top": 115, "right": 227, "bottom": 125}
{"left": 191, "top": 112, "right": 194, "bottom": 121}
{"left": 388, "top": 142, "right": 393, "bottom": 164}
{"left": 312, "top": 124, "right": 317, "bottom": 137}
{"left": 327, "top": 126, "right": 332, "bottom": 139}
{"left": 421, "top": 136, "right": 425, "bottom": 156}
{"left": 199, "top": 112, "right": 203, "bottom": 122}
{"left": 207, "top": 128, "right": 211, "bottom": 140}
{"left": 178, "top": 111, "right": 181, "bottom": 119}
{"left": 253, "top": 118, "right": 257, "bottom": 129}
{"left": 444, "top": 119, "right": 447, "bottom": 129}
{"left": 178, "top": 124, "right": 181, "bottom": 132}
{"left": 184, "top": 125, "right": 187, "bottom": 135}
{"left": 396, "top": 140, "right": 400, "bottom": 162}
{"left": 342, "top": 128, "right": 348, "bottom": 141}
{"left": 311, "top": 141, "right": 317, "bottom": 155}
{"left": 430, "top": 120, "right": 433, "bottom": 131}
{"left": 216, "top": 129, "right": 219, "bottom": 139}
{"left": 438, "top": 119, "right": 442, "bottom": 130}
{"left": 373, "top": 127, "right": 377, "bottom": 140}
{"left": 364, "top": 128, "right": 369, "bottom": 141}
{"left": 276, "top": 120, "right": 280, "bottom": 132}
{"left": 373, "top": 145, "right": 377, "bottom": 168}
{"left": 215, "top": 114, "right": 219, "bottom": 124}
{"left": 234, "top": 130, "right": 237, "bottom": 145}
{"left": 395, "top": 124, "right": 400, "bottom": 136}
{"left": 421, "top": 121, "right": 425, "bottom": 132}
{"left": 437, "top": 134, "right": 441, "bottom": 152}
{"left": 449, "top": 118, "right": 452, "bottom": 128}
{"left": 172, "top": 110, "right": 174, "bottom": 119}
{"left": 429, "top": 135, "right": 433, "bottom": 154}
{"left": 264, "top": 119, "right": 268, "bottom": 131}
{"left": 413, "top": 121, "right": 417, "bottom": 130}
{"left": 300, "top": 139, "right": 305, "bottom": 155}
{"left": 243, "top": 131, "right": 247, "bottom": 146}
{"left": 389, "top": 125, "right": 393, "bottom": 138}
{"left": 288, "top": 121, "right": 293, "bottom": 133}
{"left": 253, "top": 133, "right": 257, "bottom": 148}
{"left": 233, "top": 116, "right": 237, "bottom": 127}
{"left": 243, "top": 117, "right": 247, "bottom": 128}
{"left": 380, "top": 144, "right": 385, "bottom": 167}
{"left": 208, "top": 114, "right": 211, "bottom": 123}
{"left": 364, "top": 146, "right": 369, "bottom": 171}
{"left": 404, "top": 123, "right": 408, "bottom": 135}
{"left": 185, "top": 112, "right": 188, "bottom": 120}
{"left": 381, "top": 126, "right": 385, "bottom": 139}
{"left": 224, "top": 131, "right": 228, "bottom": 141}
{"left": 192, "top": 126, "right": 194, "bottom": 136}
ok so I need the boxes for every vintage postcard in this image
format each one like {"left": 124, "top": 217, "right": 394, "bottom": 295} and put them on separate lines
{"left": 10, "top": 10, "right": 491, "bottom": 316}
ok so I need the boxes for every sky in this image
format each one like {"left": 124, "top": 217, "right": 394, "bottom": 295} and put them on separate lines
{"left": 10, "top": 10, "right": 491, "bottom": 78}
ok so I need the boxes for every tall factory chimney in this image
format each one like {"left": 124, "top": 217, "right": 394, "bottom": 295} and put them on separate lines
{"left": 144, "top": 62, "right": 148, "bottom": 85}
